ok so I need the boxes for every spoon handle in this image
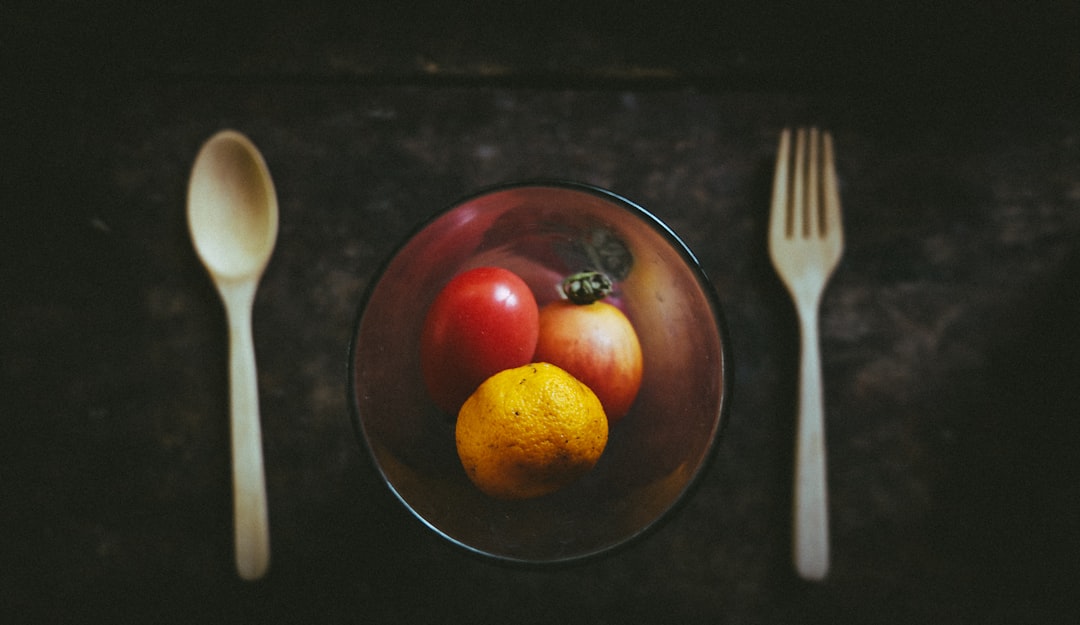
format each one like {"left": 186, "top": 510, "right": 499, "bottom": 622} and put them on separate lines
{"left": 224, "top": 288, "right": 271, "bottom": 581}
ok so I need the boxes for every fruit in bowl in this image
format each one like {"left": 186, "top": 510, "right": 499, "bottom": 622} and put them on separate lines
{"left": 456, "top": 362, "right": 608, "bottom": 500}
{"left": 421, "top": 266, "right": 642, "bottom": 500}
{"left": 420, "top": 266, "right": 540, "bottom": 416}
{"left": 534, "top": 271, "right": 643, "bottom": 424}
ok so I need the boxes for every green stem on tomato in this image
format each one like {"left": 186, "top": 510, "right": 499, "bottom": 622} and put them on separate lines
{"left": 561, "top": 271, "right": 613, "bottom": 305}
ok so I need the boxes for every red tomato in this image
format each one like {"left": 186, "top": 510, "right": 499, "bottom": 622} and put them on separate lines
{"left": 533, "top": 298, "right": 643, "bottom": 423}
{"left": 421, "top": 267, "right": 539, "bottom": 415}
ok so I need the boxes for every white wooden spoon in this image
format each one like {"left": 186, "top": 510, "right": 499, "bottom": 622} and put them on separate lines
{"left": 187, "top": 130, "right": 278, "bottom": 581}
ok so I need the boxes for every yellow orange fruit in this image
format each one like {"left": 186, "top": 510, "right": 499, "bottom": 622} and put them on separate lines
{"left": 455, "top": 362, "right": 608, "bottom": 499}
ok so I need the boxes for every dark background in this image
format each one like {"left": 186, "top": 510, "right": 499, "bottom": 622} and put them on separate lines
{"left": 3, "top": 2, "right": 1079, "bottom": 623}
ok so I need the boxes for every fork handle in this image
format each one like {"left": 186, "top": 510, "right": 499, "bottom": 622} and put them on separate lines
{"left": 794, "top": 306, "right": 830, "bottom": 581}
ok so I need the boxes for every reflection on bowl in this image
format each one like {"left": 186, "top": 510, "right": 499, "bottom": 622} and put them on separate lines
{"left": 348, "top": 181, "right": 729, "bottom": 563}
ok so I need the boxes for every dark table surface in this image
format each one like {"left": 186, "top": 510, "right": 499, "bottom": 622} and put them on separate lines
{"left": 4, "top": 2, "right": 1080, "bottom": 623}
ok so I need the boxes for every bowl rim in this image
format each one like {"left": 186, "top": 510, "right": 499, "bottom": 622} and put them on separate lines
{"left": 346, "top": 178, "right": 732, "bottom": 564}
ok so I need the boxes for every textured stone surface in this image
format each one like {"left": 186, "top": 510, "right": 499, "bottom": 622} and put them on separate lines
{"left": 3, "top": 3, "right": 1080, "bottom": 624}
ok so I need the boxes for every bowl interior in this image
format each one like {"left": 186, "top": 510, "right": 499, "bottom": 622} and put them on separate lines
{"left": 350, "top": 182, "right": 728, "bottom": 562}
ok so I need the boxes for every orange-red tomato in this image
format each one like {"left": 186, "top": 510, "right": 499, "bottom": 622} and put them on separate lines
{"left": 533, "top": 298, "right": 642, "bottom": 423}
{"left": 420, "top": 267, "right": 539, "bottom": 415}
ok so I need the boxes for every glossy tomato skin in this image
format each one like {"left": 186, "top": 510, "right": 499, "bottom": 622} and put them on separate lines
{"left": 421, "top": 267, "right": 539, "bottom": 415}
{"left": 533, "top": 300, "right": 643, "bottom": 423}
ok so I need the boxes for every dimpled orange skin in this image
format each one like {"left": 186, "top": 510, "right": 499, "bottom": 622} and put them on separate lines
{"left": 455, "top": 363, "right": 609, "bottom": 500}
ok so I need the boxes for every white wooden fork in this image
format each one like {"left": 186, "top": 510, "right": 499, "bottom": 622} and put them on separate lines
{"left": 768, "top": 127, "right": 844, "bottom": 581}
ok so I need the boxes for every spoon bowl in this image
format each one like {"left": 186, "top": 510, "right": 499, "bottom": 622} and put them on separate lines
{"left": 188, "top": 133, "right": 278, "bottom": 280}
{"left": 187, "top": 129, "right": 278, "bottom": 580}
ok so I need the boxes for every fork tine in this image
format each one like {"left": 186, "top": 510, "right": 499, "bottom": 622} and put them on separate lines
{"left": 807, "top": 128, "right": 821, "bottom": 237}
{"left": 769, "top": 128, "right": 792, "bottom": 241}
{"left": 821, "top": 131, "right": 843, "bottom": 243}
{"left": 791, "top": 128, "right": 807, "bottom": 239}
